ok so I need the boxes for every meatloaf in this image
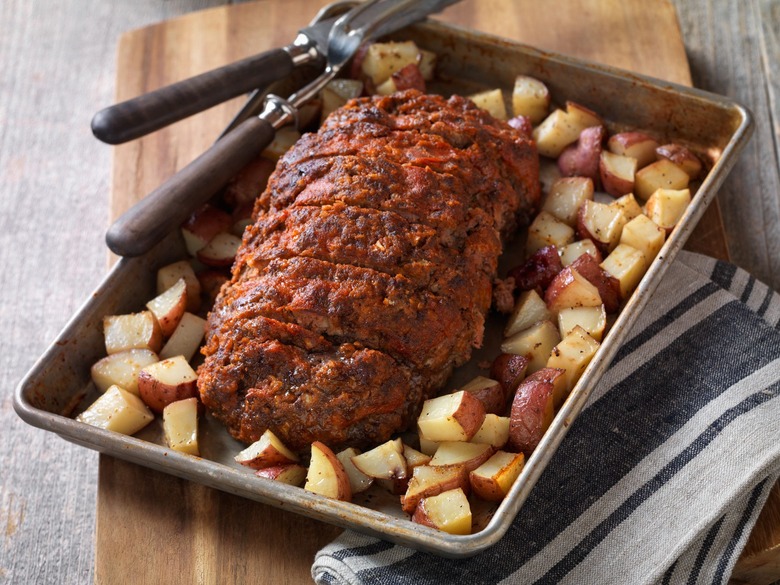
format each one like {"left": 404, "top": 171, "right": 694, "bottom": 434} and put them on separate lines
{"left": 198, "top": 90, "right": 540, "bottom": 452}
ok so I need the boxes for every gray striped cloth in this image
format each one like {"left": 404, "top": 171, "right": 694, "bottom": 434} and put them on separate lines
{"left": 312, "top": 251, "right": 780, "bottom": 585}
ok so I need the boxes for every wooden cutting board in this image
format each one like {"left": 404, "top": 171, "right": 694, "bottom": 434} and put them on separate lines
{"left": 100, "top": 1, "right": 778, "bottom": 583}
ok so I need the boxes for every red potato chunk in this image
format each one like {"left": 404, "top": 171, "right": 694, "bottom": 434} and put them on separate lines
{"left": 508, "top": 245, "right": 563, "bottom": 293}
{"left": 429, "top": 442, "right": 495, "bottom": 473}
{"left": 607, "top": 131, "right": 659, "bottom": 168}
{"left": 599, "top": 150, "right": 638, "bottom": 197}
{"left": 557, "top": 125, "right": 605, "bottom": 184}
{"left": 234, "top": 429, "right": 299, "bottom": 469}
{"left": 417, "top": 391, "right": 486, "bottom": 442}
{"left": 255, "top": 464, "right": 308, "bottom": 486}
{"left": 336, "top": 448, "right": 374, "bottom": 495}
{"left": 509, "top": 367, "right": 565, "bottom": 455}
{"left": 137, "top": 355, "right": 199, "bottom": 414}
{"left": 576, "top": 200, "right": 627, "bottom": 255}
{"left": 351, "top": 438, "right": 407, "bottom": 480}
{"left": 304, "top": 441, "right": 352, "bottom": 502}
{"left": 197, "top": 232, "right": 242, "bottom": 267}
{"left": 401, "top": 464, "right": 469, "bottom": 515}
{"left": 544, "top": 266, "right": 603, "bottom": 315}
{"left": 461, "top": 376, "right": 507, "bottom": 416}
{"left": 489, "top": 353, "right": 530, "bottom": 403}
{"left": 412, "top": 488, "right": 472, "bottom": 535}
{"left": 157, "top": 260, "right": 201, "bottom": 313}
{"left": 655, "top": 143, "right": 703, "bottom": 179}
{"left": 181, "top": 204, "right": 232, "bottom": 256}
{"left": 469, "top": 451, "right": 526, "bottom": 502}
{"left": 568, "top": 253, "right": 621, "bottom": 314}
{"left": 146, "top": 278, "right": 187, "bottom": 338}
{"left": 103, "top": 311, "right": 163, "bottom": 355}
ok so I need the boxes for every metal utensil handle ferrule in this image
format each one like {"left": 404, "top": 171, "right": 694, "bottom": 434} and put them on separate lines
{"left": 260, "top": 94, "right": 299, "bottom": 129}
{"left": 283, "top": 32, "right": 321, "bottom": 66}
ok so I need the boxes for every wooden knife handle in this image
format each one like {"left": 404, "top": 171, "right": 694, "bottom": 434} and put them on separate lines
{"left": 105, "top": 116, "right": 276, "bottom": 257}
{"left": 91, "top": 49, "right": 294, "bottom": 144}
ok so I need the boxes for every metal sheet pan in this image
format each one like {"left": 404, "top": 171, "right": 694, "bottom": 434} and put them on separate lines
{"left": 14, "top": 5, "right": 752, "bottom": 557}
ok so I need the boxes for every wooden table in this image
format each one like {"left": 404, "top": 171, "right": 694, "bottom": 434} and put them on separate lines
{"left": 1, "top": 1, "right": 778, "bottom": 584}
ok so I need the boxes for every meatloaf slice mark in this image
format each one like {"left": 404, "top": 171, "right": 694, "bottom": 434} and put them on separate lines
{"left": 235, "top": 204, "right": 499, "bottom": 310}
{"left": 268, "top": 130, "right": 533, "bottom": 239}
{"left": 259, "top": 154, "right": 469, "bottom": 233}
{"left": 211, "top": 256, "right": 477, "bottom": 374}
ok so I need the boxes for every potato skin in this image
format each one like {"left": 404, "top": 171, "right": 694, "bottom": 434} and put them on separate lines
{"left": 255, "top": 464, "right": 307, "bottom": 486}
{"left": 569, "top": 254, "right": 621, "bottom": 313}
{"left": 453, "top": 391, "right": 487, "bottom": 441}
{"left": 401, "top": 465, "right": 469, "bottom": 514}
{"left": 137, "top": 371, "right": 197, "bottom": 414}
{"left": 558, "top": 125, "right": 604, "bottom": 183}
{"left": 465, "top": 379, "right": 507, "bottom": 416}
{"left": 509, "top": 368, "right": 564, "bottom": 455}
{"left": 490, "top": 353, "right": 530, "bottom": 405}
{"left": 508, "top": 245, "right": 563, "bottom": 293}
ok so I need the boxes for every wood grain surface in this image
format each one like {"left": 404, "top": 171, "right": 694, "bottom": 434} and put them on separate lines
{"left": 0, "top": 1, "right": 777, "bottom": 584}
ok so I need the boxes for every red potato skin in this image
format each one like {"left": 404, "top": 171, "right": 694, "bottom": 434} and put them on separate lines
{"left": 411, "top": 500, "right": 437, "bottom": 528}
{"left": 469, "top": 475, "right": 506, "bottom": 502}
{"left": 232, "top": 202, "right": 254, "bottom": 223}
{"left": 508, "top": 245, "right": 563, "bottom": 294}
{"left": 544, "top": 266, "right": 596, "bottom": 313}
{"left": 576, "top": 203, "right": 618, "bottom": 256}
{"left": 154, "top": 289, "right": 187, "bottom": 338}
{"left": 237, "top": 446, "right": 298, "bottom": 470}
{"left": 568, "top": 254, "right": 621, "bottom": 312}
{"left": 391, "top": 63, "right": 426, "bottom": 92}
{"left": 557, "top": 125, "right": 605, "bottom": 185}
{"left": 379, "top": 476, "right": 410, "bottom": 495}
{"left": 401, "top": 466, "right": 469, "bottom": 514}
{"left": 137, "top": 372, "right": 198, "bottom": 414}
{"left": 655, "top": 143, "right": 703, "bottom": 179}
{"left": 598, "top": 154, "right": 635, "bottom": 198}
{"left": 197, "top": 270, "right": 229, "bottom": 308}
{"left": 349, "top": 43, "right": 371, "bottom": 83}
{"left": 607, "top": 132, "right": 659, "bottom": 168}
{"left": 223, "top": 156, "right": 275, "bottom": 208}
{"left": 182, "top": 204, "right": 232, "bottom": 242}
{"left": 508, "top": 367, "right": 564, "bottom": 456}
{"left": 454, "top": 391, "right": 488, "bottom": 441}
{"left": 255, "top": 464, "right": 307, "bottom": 485}
{"left": 465, "top": 380, "right": 507, "bottom": 416}
{"left": 490, "top": 353, "right": 530, "bottom": 405}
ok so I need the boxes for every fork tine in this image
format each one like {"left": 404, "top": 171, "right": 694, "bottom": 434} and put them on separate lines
{"left": 330, "top": 0, "right": 422, "bottom": 40}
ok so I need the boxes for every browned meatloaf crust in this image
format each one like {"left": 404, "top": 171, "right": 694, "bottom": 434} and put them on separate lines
{"left": 198, "top": 90, "right": 540, "bottom": 452}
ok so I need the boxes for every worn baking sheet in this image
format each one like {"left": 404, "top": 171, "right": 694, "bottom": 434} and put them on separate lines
{"left": 14, "top": 15, "right": 752, "bottom": 557}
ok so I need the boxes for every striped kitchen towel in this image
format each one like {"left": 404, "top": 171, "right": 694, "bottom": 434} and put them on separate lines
{"left": 312, "top": 251, "right": 780, "bottom": 585}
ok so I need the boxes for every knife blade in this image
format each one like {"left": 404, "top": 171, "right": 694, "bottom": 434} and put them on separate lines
{"left": 90, "top": 13, "right": 340, "bottom": 145}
